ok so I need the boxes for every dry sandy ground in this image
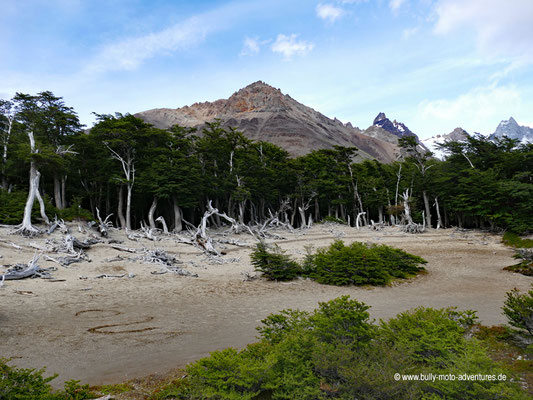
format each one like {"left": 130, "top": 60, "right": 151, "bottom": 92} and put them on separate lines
{"left": 0, "top": 223, "right": 531, "bottom": 388}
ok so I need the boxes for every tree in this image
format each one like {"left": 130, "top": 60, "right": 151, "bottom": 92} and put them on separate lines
{"left": 35, "top": 91, "right": 82, "bottom": 209}
{"left": 399, "top": 136, "right": 435, "bottom": 227}
{"left": 90, "top": 113, "right": 156, "bottom": 230}
{"left": 0, "top": 100, "right": 16, "bottom": 190}
{"left": 11, "top": 93, "right": 49, "bottom": 235}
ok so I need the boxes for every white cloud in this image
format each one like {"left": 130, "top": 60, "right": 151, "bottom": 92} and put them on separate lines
{"left": 316, "top": 3, "right": 344, "bottom": 23}
{"left": 434, "top": 0, "right": 533, "bottom": 61}
{"left": 84, "top": 16, "right": 209, "bottom": 73}
{"left": 240, "top": 37, "right": 260, "bottom": 56}
{"left": 271, "top": 34, "right": 314, "bottom": 59}
{"left": 418, "top": 85, "right": 521, "bottom": 135}
{"left": 389, "top": 0, "right": 406, "bottom": 12}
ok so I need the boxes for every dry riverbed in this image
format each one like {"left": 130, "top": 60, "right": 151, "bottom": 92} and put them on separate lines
{"left": 0, "top": 223, "right": 531, "bottom": 388}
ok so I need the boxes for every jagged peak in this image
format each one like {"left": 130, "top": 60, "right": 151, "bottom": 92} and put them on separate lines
{"left": 373, "top": 112, "right": 387, "bottom": 124}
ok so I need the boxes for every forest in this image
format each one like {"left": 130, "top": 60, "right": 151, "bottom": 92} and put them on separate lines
{"left": 1, "top": 91, "right": 532, "bottom": 235}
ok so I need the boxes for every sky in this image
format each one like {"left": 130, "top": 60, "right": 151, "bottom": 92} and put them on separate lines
{"left": 1, "top": 0, "right": 533, "bottom": 139}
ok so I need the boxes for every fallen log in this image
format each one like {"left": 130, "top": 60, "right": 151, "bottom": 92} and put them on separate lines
{"left": 1, "top": 254, "right": 53, "bottom": 280}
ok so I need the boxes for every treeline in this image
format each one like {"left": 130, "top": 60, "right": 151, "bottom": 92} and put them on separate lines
{"left": 1, "top": 92, "right": 532, "bottom": 233}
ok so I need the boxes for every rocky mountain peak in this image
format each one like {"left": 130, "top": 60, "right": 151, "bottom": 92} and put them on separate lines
{"left": 373, "top": 112, "right": 387, "bottom": 125}
{"left": 224, "top": 81, "right": 288, "bottom": 114}
{"left": 135, "top": 81, "right": 401, "bottom": 161}
{"left": 372, "top": 112, "right": 417, "bottom": 140}
{"left": 492, "top": 117, "right": 533, "bottom": 143}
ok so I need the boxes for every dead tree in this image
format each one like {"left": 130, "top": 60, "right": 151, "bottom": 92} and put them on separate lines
{"left": 401, "top": 189, "right": 414, "bottom": 225}
{"left": 148, "top": 197, "right": 158, "bottom": 229}
{"left": 298, "top": 196, "right": 314, "bottom": 229}
{"left": 13, "top": 131, "right": 49, "bottom": 236}
{"left": 172, "top": 197, "right": 183, "bottom": 232}
{"left": 356, "top": 212, "right": 366, "bottom": 229}
{"left": 105, "top": 143, "right": 135, "bottom": 230}
{"left": 0, "top": 99, "right": 15, "bottom": 190}
{"left": 434, "top": 197, "right": 443, "bottom": 229}
{"left": 1, "top": 254, "right": 53, "bottom": 280}
{"left": 156, "top": 216, "right": 169, "bottom": 234}
{"left": 96, "top": 207, "right": 113, "bottom": 237}
{"left": 53, "top": 145, "right": 77, "bottom": 209}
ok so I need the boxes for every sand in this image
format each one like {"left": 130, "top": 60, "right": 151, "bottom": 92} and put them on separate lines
{"left": 0, "top": 223, "right": 531, "bottom": 388}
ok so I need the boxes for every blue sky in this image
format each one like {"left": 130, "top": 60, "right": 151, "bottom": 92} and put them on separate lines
{"left": 1, "top": 0, "right": 532, "bottom": 139}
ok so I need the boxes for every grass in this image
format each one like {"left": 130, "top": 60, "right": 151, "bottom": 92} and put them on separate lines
{"left": 502, "top": 232, "right": 533, "bottom": 248}
{"left": 475, "top": 325, "right": 533, "bottom": 397}
{"left": 504, "top": 261, "right": 533, "bottom": 276}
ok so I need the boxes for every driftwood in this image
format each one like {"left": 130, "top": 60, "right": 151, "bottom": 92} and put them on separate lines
{"left": 47, "top": 217, "right": 68, "bottom": 235}
{"left": 369, "top": 220, "right": 385, "bottom": 231}
{"left": 1, "top": 254, "right": 54, "bottom": 280}
{"left": 155, "top": 216, "right": 169, "bottom": 234}
{"left": 401, "top": 223, "right": 426, "bottom": 234}
{"left": 95, "top": 207, "right": 113, "bottom": 238}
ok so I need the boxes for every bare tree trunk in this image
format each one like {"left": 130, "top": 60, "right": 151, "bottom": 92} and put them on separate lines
{"left": 53, "top": 174, "right": 63, "bottom": 209}
{"left": 173, "top": 197, "right": 183, "bottom": 232}
{"left": 16, "top": 131, "right": 48, "bottom": 235}
{"left": 356, "top": 212, "right": 366, "bottom": 229}
{"left": 213, "top": 198, "right": 221, "bottom": 226}
{"left": 35, "top": 187, "right": 50, "bottom": 225}
{"left": 290, "top": 198, "right": 297, "bottom": 226}
{"left": 148, "top": 197, "right": 157, "bottom": 229}
{"left": 314, "top": 197, "right": 320, "bottom": 222}
{"left": 1, "top": 114, "right": 13, "bottom": 190}
{"left": 298, "top": 205, "right": 306, "bottom": 228}
{"left": 395, "top": 163, "right": 402, "bottom": 205}
{"left": 238, "top": 200, "right": 245, "bottom": 224}
{"left": 434, "top": 197, "right": 443, "bottom": 229}
{"left": 117, "top": 186, "right": 126, "bottom": 229}
{"left": 402, "top": 189, "right": 414, "bottom": 225}
{"left": 378, "top": 205, "right": 384, "bottom": 224}
{"left": 126, "top": 183, "right": 132, "bottom": 230}
{"left": 19, "top": 163, "right": 41, "bottom": 233}
{"left": 61, "top": 175, "right": 67, "bottom": 209}
{"left": 422, "top": 190, "right": 432, "bottom": 228}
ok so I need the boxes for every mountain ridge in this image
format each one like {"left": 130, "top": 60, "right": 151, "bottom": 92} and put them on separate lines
{"left": 136, "top": 81, "right": 400, "bottom": 162}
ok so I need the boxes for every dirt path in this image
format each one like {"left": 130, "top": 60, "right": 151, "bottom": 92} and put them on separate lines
{"left": 0, "top": 224, "right": 531, "bottom": 387}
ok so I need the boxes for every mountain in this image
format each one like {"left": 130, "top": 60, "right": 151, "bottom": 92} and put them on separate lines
{"left": 421, "top": 128, "right": 469, "bottom": 159}
{"left": 373, "top": 112, "right": 418, "bottom": 140}
{"left": 136, "top": 81, "right": 400, "bottom": 162}
{"left": 490, "top": 117, "right": 533, "bottom": 144}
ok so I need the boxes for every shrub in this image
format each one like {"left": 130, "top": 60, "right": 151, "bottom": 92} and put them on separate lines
{"left": 502, "top": 232, "right": 533, "bottom": 248}
{"left": 57, "top": 197, "right": 93, "bottom": 222}
{"left": 309, "top": 296, "right": 375, "bottom": 349}
{"left": 307, "top": 240, "right": 426, "bottom": 286}
{"left": 250, "top": 241, "right": 301, "bottom": 281}
{"left": 380, "top": 307, "right": 477, "bottom": 367}
{"left": 320, "top": 216, "right": 347, "bottom": 224}
{"left": 161, "top": 299, "right": 529, "bottom": 400}
{"left": 503, "top": 285, "right": 533, "bottom": 348}
{"left": 0, "top": 359, "right": 95, "bottom": 400}
{"left": 0, "top": 359, "right": 56, "bottom": 400}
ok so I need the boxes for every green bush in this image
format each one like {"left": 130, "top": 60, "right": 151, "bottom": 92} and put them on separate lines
{"left": 380, "top": 307, "right": 477, "bottom": 367}
{"left": 250, "top": 241, "right": 302, "bottom": 281}
{"left": 502, "top": 232, "right": 533, "bottom": 248}
{"left": 160, "top": 298, "right": 528, "bottom": 400}
{"left": 56, "top": 197, "right": 93, "bottom": 222}
{"left": 0, "top": 359, "right": 95, "bottom": 400}
{"left": 503, "top": 285, "right": 533, "bottom": 349}
{"left": 308, "top": 240, "right": 426, "bottom": 286}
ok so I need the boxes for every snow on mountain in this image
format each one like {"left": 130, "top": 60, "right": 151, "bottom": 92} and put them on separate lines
{"left": 421, "top": 128, "right": 469, "bottom": 160}
{"left": 490, "top": 117, "right": 533, "bottom": 143}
